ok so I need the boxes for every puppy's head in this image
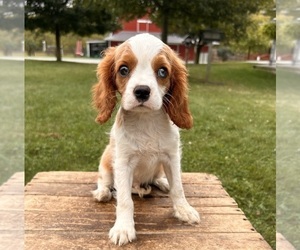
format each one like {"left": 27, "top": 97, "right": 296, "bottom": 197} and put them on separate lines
{"left": 92, "top": 33, "right": 193, "bottom": 129}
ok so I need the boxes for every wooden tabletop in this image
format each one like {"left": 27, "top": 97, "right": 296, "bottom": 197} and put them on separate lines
{"left": 0, "top": 172, "right": 24, "bottom": 250}
{"left": 24, "top": 171, "right": 272, "bottom": 250}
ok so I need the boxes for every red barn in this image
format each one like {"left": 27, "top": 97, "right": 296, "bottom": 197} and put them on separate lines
{"left": 104, "top": 17, "right": 195, "bottom": 62}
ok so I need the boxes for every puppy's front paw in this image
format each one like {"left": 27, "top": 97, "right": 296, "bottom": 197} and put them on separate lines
{"left": 174, "top": 204, "right": 200, "bottom": 224}
{"left": 109, "top": 221, "right": 136, "bottom": 246}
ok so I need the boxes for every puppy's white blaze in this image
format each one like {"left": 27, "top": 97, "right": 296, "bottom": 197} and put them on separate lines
{"left": 128, "top": 33, "right": 164, "bottom": 64}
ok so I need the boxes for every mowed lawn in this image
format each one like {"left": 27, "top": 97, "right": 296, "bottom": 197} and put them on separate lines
{"left": 25, "top": 61, "right": 275, "bottom": 248}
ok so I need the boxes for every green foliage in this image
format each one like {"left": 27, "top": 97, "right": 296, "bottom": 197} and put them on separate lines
{"left": 25, "top": 61, "right": 275, "bottom": 248}
{"left": 25, "top": 0, "right": 118, "bottom": 35}
{"left": 262, "top": 22, "right": 276, "bottom": 40}
{"left": 230, "top": 14, "right": 274, "bottom": 55}
{"left": 168, "top": 0, "right": 271, "bottom": 36}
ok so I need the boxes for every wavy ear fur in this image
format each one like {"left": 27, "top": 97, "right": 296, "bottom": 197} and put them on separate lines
{"left": 92, "top": 47, "right": 117, "bottom": 124}
{"left": 163, "top": 47, "right": 193, "bottom": 129}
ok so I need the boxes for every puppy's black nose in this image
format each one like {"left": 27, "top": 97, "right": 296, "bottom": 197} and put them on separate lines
{"left": 134, "top": 85, "right": 151, "bottom": 102}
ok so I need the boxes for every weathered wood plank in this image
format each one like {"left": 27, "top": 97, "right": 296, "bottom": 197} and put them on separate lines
{"left": 24, "top": 172, "right": 272, "bottom": 249}
{"left": 0, "top": 178, "right": 24, "bottom": 194}
{"left": 25, "top": 195, "right": 241, "bottom": 214}
{"left": 0, "top": 195, "right": 24, "bottom": 210}
{"left": 25, "top": 195, "right": 240, "bottom": 212}
{"left": 131, "top": 197, "right": 238, "bottom": 208}
{"left": 25, "top": 231, "right": 272, "bottom": 250}
{"left": 25, "top": 182, "right": 229, "bottom": 198}
{"left": 0, "top": 211, "right": 24, "bottom": 230}
{"left": 31, "top": 171, "right": 221, "bottom": 185}
{"left": 31, "top": 171, "right": 97, "bottom": 184}
{"left": 0, "top": 232, "right": 24, "bottom": 250}
{"left": 25, "top": 210, "right": 255, "bottom": 233}
{"left": 276, "top": 232, "right": 296, "bottom": 250}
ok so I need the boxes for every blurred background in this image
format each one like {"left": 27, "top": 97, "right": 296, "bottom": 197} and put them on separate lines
{"left": 1, "top": 0, "right": 278, "bottom": 64}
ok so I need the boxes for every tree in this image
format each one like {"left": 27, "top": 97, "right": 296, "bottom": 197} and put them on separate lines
{"left": 25, "top": 0, "right": 119, "bottom": 61}
{"left": 229, "top": 14, "right": 275, "bottom": 59}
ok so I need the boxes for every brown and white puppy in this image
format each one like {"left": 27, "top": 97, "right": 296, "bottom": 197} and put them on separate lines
{"left": 92, "top": 33, "right": 200, "bottom": 246}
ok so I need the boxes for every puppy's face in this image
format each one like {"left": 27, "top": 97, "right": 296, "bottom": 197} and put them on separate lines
{"left": 93, "top": 34, "right": 193, "bottom": 129}
{"left": 114, "top": 35, "right": 171, "bottom": 112}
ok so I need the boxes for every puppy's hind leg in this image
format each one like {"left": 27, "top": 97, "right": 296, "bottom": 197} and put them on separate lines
{"left": 92, "top": 145, "right": 114, "bottom": 202}
{"left": 132, "top": 183, "right": 152, "bottom": 198}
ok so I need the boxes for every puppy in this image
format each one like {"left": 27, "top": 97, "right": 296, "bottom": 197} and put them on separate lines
{"left": 92, "top": 33, "right": 200, "bottom": 246}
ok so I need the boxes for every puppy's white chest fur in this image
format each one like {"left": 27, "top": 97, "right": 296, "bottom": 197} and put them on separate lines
{"left": 112, "top": 108, "right": 179, "bottom": 184}
{"left": 115, "top": 108, "right": 178, "bottom": 151}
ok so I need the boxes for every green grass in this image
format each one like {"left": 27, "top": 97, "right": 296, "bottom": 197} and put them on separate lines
{"left": 25, "top": 61, "right": 275, "bottom": 248}
{"left": 0, "top": 60, "right": 24, "bottom": 185}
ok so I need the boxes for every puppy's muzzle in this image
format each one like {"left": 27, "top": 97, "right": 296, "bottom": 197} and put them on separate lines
{"left": 134, "top": 85, "right": 151, "bottom": 103}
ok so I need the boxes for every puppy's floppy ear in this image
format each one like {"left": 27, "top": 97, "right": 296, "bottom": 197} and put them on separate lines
{"left": 92, "top": 47, "right": 117, "bottom": 124}
{"left": 163, "top": 47, "right": 193, "bottom": 129}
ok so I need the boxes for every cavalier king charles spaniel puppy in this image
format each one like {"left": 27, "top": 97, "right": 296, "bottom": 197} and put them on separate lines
{"left": 92, "top": 33, "right": 200, "bottom": 246}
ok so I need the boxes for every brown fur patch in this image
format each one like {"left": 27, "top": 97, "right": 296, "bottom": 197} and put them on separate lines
{"left": 92, "top": 47, "right": 117, "bottom": 124}
{"left": 160, "top": 45, "right": 193, "bottom": 129}
{"left": 100, "top": 144, "right": 113, "bottom": 173}
{"left": 151, "top": 52, "right": 171, "bottom": 89}
{"left": 114, "top": 44, "right": 138, "bottom": 95}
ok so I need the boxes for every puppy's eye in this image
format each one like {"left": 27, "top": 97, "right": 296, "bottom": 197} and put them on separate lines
{"left": 157, "top": 67, "right": 168, "bottom": 78}
{"left": 119, "top": 65, "right": 129, "bottom": 77}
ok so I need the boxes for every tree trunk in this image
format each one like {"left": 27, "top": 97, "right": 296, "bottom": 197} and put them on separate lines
{"left": 55, "top": 24, "right": 62, "bottom": 62}
{"left": 161, "top": 11, "right": 169, "bottom": 44}
{"left": 194, "top": 43, "right": 205, "bottom": 65}
{"left": 247, "top": 46, "right": 251, "bottom": 60}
